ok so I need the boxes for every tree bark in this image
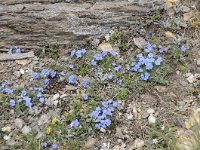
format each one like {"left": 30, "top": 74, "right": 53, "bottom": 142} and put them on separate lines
{"left": 0, "top": 0, "right": 164, "bottom": 50}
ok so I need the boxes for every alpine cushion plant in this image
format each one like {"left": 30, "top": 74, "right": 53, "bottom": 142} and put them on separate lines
{"left": 90, "top": 99, "right": 118, "bottom": 129}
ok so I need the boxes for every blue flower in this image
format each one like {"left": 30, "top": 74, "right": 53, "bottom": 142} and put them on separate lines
{"left": 181, "top": 45, "right": 187, "bottom": 52}
{"left": 32, "top": 72, "right": 39, "bottom": 79}
{"left": 44, "top": 78, "right": 50, "bottom": 85}
{"left": 69, "top": 64, "right": 74, "bottom": 69}
{"left": 91, "top": 59, "right": 97, "bottom": 66}
{"left": 68, "top": 75, "right": 76, "bottom": 85}
{"left": 107, "top": 74, "right": 113, "bottom": 80}
{"left": 41, "top": 142, "right": 48, "bottom": 148}
{"left": 131, "top": 62, "right": 136, "bottom": 66}
{"left": 41, "top": 69, "right": 49, "bottom": 76}
{"left": 60, "top": 71, "right": 65, "bottom": 77}
{"left": 7, "top": 48, "right": 13, "bottom": 55}
{"left": 39, "top": 97, "right": 45, "bottom": 103}
{"left": 110, "top": 50, "right": 117, "bottom": 56}
{"left": 70, "top": 50, "right": 76, "bottom": 57}
{"left": 74, "top": 49, "right": 86, "bottom": 58}
{"left": 118, "top": 79, "right": 122, "bottom": 86}
{"left": 102, "top": 101, "right": 109, "bottom": 108}
{"left": 155, "top": 56, "right": 163, "bottom": 66}
{"left": 83, "top": 93, "right": 89, "bottom": 101}
{"left": 21, "top": 90, "right": 27, "bottom": 97}
{"left": 104, "top": 119, "right": 111, "bottom": 127}
{"left": 140, "top": 73, "right": 150, "bottom": 81}
{"left": 34, "top": 87, "right": 44, "bottom": 92}
{"left": 114, "top": 65, "right": 122, "bottom": 72}
{"left": 103, "top": 109, "right": 113, "bottom": 116}
{"left": 71, "top": 119, "right": 79, "bottom": 128}
{"left": 112, "top": 101, "right": 118, "bottom": 108}
{"left": 148, "top": 53, "right": 154, "bottom": 58}
{"left": 50, "top": 71, "right": 57, "bottom": 78}
{"left": 37, "top": 93, "right": 43, "bottom": 98}
{"left": 23, "top": 96, "right": 32, "bottom": 107}
{"left": 95, "top": 123, "right": 102, "bottom": 129}
{"left": 158, "top": 45, "right": 164, "bottom": 53}
{"left": 9, "top": 99, "right": 15, "bottom": 107}
{"left": 82, "top": 80, "right": 89, "bottom": 89}
{"left": 93, "top": 54, "right": 103, "bottom": 61}
{"left": 144, "top": 42, "right": 153, "bottom": 52}
{"left": 18, "top": 99, "right": 23, "bottom": 103}
{"left": 51, "top": 143, "right": 58, "bottom": 149}
{"left": 102, "top": 51, "right": 108, "bottom": 57}
{"left": 2, "top": 88, "right": 13, "bottom": 94}
{"left": 145, "top": 62, "right": 153, "bottom": 70}
{"left": 16, "top": 48, "right": 21, "bottom": 53}
{"left": 90, "top": 110, "right": 100, "bottom": 118}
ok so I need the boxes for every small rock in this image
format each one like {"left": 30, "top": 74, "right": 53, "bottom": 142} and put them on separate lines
{"left": 141, "top": 111, "right": 149, "bottom": 119}
{"left": 129, "top": 138, "right": 145, "bottom": 150}
{"left": 53, "top": 100, "right": 59, "bottom": 107}
{"left": 126, "top": 113, "right": 133, "bottom": 120}
{"left": 98, "top": 43, "right": 113, "bottom": 52}
{"left": 20, "top": 69, "right": 25, "bottom": 75}
{"left": 155, "top": 86, "right": 167, "bottom": 93}
{"left": 60, "top": 94, "right": 67, "bottom": 99}
{"left": 148, "top": 114, "right": 156, "bottom": 124}
{"left": 91, "top": 38, "right": 100, "bottom": 47}
{"left": 187, "top": 74, "right": 195, "bottom": 83}
{"left": 38, "top": 114, "right": 49, "bottom": 126}
{"left": 183, "top": 12, "right": 193, "bottom": 21}
{"left": 180, "top": 6, "right": 191, "bottom": 13}
{"left": 3, "top": 135, "right": 11, "bottom": 141}
{"left": 15, "top": 59, "right": 28, "bottom": 65}
{"left": 147, "top": 108, "right": 155, "bottom": 114}
{"left": 1, "top": 126, "right": 12, "bottom": 133}
{"left": 197, "top": 59, "right": 200, "bottom": 67}
{"left": 14, "top": 118, "right": 24, "bottom": 129}
{"left": 85, "top": 137, "right": 97, "bottom": 148}
{"left": 133, "top": 37, "right": 146, "bottom": 49}
{"left": 22, "top": 126, "right": 31, "bottom": 135}
{"left": 13, "top": 71, "right": 21, "bottom": 78}
{"left": 165, "top": 31, "right": 175, "bottom": 39}
{"left": 52, "top": 93, "right": 60, "bottom": 101}
{"left": 36, "top": 132, "right": 45, "bottom": 139}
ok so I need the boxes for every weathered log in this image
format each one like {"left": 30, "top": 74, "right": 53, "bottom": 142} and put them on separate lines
{"left": 0, "top": 0, "right": 164, "bottom": 50}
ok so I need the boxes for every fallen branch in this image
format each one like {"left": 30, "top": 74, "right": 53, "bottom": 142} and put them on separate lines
{"left": 0, "top": 51, "right": 35, "bottom": 61}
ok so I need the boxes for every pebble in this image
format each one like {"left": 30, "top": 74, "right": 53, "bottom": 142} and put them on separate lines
{"left": 165, "top": 31, "right": 175, "bottom": 39}
{"left": 3, "top": 135, "right": 11, "bottom": 141}
{"left": 53, "top": 100, "right": 59, "bottom": 106}
{"left": 36, "top": 132, "right": 45, "bottom": 139}
{"left": 187, "top": 74, "right": 195, "bottom": 83}
{"left": 38, "top": 114, "right": 49, "bottom": 126}
{"left": 147, "top": 108, "right": 155, "bottom": 114}
{"left": 126, "top": 113, "right": 133, "bottom": 120}
{"left": 20, "top": 69, "right": 25, "bottom": 75}
{"left": 14, "top": 118, "right": 24, "bottom": 129}
{"left": 133, "top": 37, "right": 146, "bottom": 49}
{"left": 52, "top": 93, "right": 60, "bottom": 101}
{"left": 1, "top": 126, "right": 12, "bottom": 133}
{"left": 98, "top": 43, "right": 113, "bottom": 52}
{"left": 148, "top": 114, "right": 156, "bottom": 124}
{"left": 85, "top": 137, "right": 97, "bottom": 148}
{"left": 197, "top": 59, "right": 200, "bottom": 67}
{"left": 21, "top": 126, "right": 31, "bottom": 135}
{"left": 13, "top": 71, "right": 21, "bottom": 78}
{"left": 129, "top": 138, "right": 145, "bottom": 149}
{"left": 60, "top": 94, "right": 67, "bottom": 99}
{"left": 155, "top": 86, "right": 167, "bottom": 93}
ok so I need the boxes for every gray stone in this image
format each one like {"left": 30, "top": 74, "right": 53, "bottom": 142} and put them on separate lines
{"left": 133, "top": 37, "right": 146, "bottom": 49}
{"left": 148, "top": 114, "right": 156, "bottom": 124}
{"left": 3, "top": 135, "right": 10, "bottom": 141}
{"left": 147, "top": 108, "right": 155, "bottom": 114}
{"left": 14, "top": 118, "right": 24, "bottom": 129}
{"left": 52, "top": 93, "right": 60, "bottom": 101}
{"left": 38, "top": 114, "right": 49, "bottom": 126}
{"left": 22, "top": 126, "right": 31, "bottom": 135}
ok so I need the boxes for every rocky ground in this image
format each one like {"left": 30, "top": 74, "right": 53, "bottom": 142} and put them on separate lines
{"left": 0, "top": 0, "right": 200, "bottom": 150}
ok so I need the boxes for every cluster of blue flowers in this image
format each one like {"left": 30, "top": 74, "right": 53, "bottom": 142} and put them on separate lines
{"left": 71, "top": 119, "right": 80, "bottom": 128}
{"left": 41, "top": 142, "right": 58, "bottom": 149}
{"left": 125, "top": 42, "right": 164, "bottom": 81}
{"left": 70, "top": 48, "right": 86, "bottom": 58}
{"left": 7, "top": 47, "right": 22, "bottom": 55}
{"left": 91, "top": 50, "right": 117, "bottom": 66}
{"left": 90, "top": 99, "right": 118, "bottom": 129}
